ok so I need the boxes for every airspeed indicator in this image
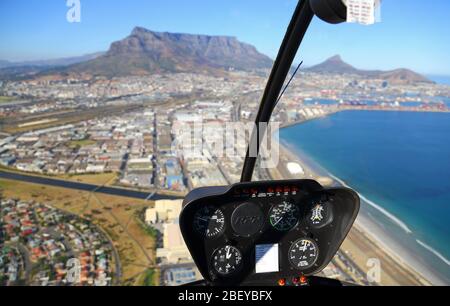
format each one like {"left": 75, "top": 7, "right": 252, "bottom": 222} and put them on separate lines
{"left": 269, "top": 200, "right": 300, "bottom": 231}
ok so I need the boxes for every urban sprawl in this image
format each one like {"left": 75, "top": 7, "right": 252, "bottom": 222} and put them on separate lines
{"left": 0, "top": 71, "right": 449, "bottom": 286}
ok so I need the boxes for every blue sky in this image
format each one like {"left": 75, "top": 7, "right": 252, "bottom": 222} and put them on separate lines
{"left": 0, "top": 0, "right": 449, "bottom": 75}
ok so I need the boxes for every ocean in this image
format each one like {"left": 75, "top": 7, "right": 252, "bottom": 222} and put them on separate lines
{"left": 304, "top": 98, "right": 450, "bottom": 108}
{"left": 279, "top": 110, "right": 450, "bottom": 284}
{"left": 427, "top": 75, "right": 450, "bottom": 86}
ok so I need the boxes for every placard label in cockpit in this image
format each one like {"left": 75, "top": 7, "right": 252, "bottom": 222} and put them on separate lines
{"left": 255, "top": 244, "right": 279, "bottom": 273}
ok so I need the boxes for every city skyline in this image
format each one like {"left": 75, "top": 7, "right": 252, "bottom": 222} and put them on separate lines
{"left": 0, "top": 0, "right": 449, "bottom": 75}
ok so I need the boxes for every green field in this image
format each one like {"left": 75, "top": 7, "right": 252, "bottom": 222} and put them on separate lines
{"left": 0, "top": 96, "right": 15, "bottom": 103}
{"left": 68, "top": 139, "right": 97, "bottom": 148}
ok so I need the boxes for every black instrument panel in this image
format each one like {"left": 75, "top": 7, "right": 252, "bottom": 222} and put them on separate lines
{"left": 180, "top": 179, "right": 360, "bottom": 286}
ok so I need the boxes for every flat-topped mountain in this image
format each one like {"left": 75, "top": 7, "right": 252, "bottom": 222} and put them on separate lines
{"left": 307, "top": 55, "right": 432, "bottom": 84}
{"left": 59, "top": 27, "right": 273, "bottom": 77}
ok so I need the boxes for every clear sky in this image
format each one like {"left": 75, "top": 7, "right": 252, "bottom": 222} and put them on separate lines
{"left": 0, "top": 0, "right": 449, "bottom": 75}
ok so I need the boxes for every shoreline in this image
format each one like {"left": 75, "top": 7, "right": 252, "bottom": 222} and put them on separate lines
{"left": 272, "top": 134, "right": 447, "bottom": 285}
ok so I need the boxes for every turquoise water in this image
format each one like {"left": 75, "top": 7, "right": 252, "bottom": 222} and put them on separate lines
{"left": 280, "top": 110, "right": 450, "bottom": 283}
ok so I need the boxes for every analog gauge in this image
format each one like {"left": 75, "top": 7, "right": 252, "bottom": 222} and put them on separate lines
{"left": 308, "top": 201, "right": 332, "bottom": 228}
{"left": 212, "top": 245, "right": 243, "bottom": 276}
{"left": 193, "top": 206, "right": 225, "bottom": 238}
{"left": 269, "top": 200, "right": 300, "bottom": 231}
{"left": 288, "top": 238, "right": 319, "bottom": 270}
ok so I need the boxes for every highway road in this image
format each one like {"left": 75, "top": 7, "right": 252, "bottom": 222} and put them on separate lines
{"left": 0, "top": 171, "right": 182, "bottom": 201}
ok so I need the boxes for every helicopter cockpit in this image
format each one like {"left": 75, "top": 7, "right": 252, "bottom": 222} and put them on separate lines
{"left": 179, "top": 0, "right": 364, "bottom": 286}
{"left": 180, "top": 180, "right": 359, "bottom": 286}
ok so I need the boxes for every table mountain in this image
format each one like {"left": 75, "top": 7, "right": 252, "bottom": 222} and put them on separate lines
{"left": 61, "top": 27, "right": 273, "bottom": 77}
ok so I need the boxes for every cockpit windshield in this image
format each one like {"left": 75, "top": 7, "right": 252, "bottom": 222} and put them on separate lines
{"left": 0, "top": 0, "right": 449, "bottom": 288}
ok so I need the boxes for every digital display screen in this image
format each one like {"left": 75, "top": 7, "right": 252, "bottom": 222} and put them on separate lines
{"left": 255, "top": 244, "right": 279, "bottom": 273}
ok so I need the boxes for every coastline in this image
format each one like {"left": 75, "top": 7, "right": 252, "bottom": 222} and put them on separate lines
{"left": 271, "top": 136, "right": 447, "bottom": 285}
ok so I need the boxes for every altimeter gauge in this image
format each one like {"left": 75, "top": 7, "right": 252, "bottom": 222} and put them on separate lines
{"left": 288, "top": 238, "right": 319, "bottom": 270}
{"left": 212, "top": 245, "right": 243, "bottom": 276}
{"left": 193, "top": 206, "right": 225, "bottom": 238}
{"left": 269, "top": 200, "right": 300, "bottom": 231}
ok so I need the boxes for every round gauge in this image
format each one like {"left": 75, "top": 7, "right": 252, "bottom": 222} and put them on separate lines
{"left": 288, "top": 238, "right": 319, "bottom": 270}
{"left": 269, "top": 200, "right": 300, "bottom": 231}
{"left": 193, "top": 206, "right": 225, "bottom": 238}
{"left": 212, "top": 245, "right": 243, "bottom": 276}
{"left": 308, "top": 201, "right": 332, "bottom": 228}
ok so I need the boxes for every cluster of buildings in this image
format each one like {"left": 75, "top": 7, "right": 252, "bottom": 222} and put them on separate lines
{"left": 0, "top": 98, "right": 103, "bottom": 118}
{"left": 0, "top": 73, "right": 266, "bottom": 108}
{"left": 1, "top": 69, "right": 450, "bottom": 288}
{"left": 0, "top": 245, "right": 23, "bottom": 286}
{"left": 0, "top": 107, "right": 191, "bottom": 192}
{"left": 145, "top": 200, "right": 191, "bottom": 265}
{"left": 144, "top": 200, "right": 200, "bottom": 286}
{"left": 153, "top": 112, "right": 184, "bottom": 191}
{"left": 171, "top": 100, "right": 249, "bottom": 187}
{"left": 2, "top": 68, "right": 447, "bottom": 188}
{"left": 285, "top": 71, "right": 450, "bottom": 103}
{"left": 0, "top": 121, "right": 125, "bottom": 175}
{"left": 0, "top": 199, "right": 113, "bottom": 286}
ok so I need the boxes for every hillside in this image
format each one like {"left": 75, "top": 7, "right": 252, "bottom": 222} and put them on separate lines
{"left": 57, "top": 27, "right": 273, "bottom": 77}
{"left": 307, "top": 55, "right": 432, "bottom": 84}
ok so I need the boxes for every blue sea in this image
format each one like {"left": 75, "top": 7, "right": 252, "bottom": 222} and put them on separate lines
{"left": 304, "top": 98, "right": 450, "bottom": 108}
{"left": 280, "top": 110, "right": 450, "bottom": 284}
{"left": 427, "top": 75, "right": 450, "bottom": 86}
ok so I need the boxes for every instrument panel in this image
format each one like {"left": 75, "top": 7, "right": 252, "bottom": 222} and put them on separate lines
{"left": 179, "top": 179, "right": 360, "bottom": 286}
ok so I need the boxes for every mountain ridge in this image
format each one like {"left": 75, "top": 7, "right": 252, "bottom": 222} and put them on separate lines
{"left": 307, "top": 55, "right": 432, "bottom": 84}
{"left": 55, "top": 27, "right": 273, "bottom": 77}
{"left": 0, "top": 30, "right": 434, "bottom": 84}
{"left": 0, "top": 52, "right": 104, "bottom": 69}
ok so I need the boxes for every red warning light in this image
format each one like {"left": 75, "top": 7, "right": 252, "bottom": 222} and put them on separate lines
{"left": 278, "top": 278, "right": 286, "bottom": 286}
{"left": 300, "top": 276, "right": 308, "bottom": 284}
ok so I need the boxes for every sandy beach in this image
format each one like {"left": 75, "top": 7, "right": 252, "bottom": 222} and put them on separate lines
{"left": 267, "top": 140, "right": 444, "bottom": 286}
